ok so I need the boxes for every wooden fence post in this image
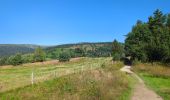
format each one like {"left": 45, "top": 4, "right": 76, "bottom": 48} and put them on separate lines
{"left": 31, "top": 71, "right": 34, "bottom": 85}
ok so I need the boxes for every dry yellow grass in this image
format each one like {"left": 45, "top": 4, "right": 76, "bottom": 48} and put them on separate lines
{"left": 133, "top": 63, "right": 170, "bottom": 78}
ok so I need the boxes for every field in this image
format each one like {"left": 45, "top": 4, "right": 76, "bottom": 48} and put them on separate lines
{"left": 0, "top": 57, "right": 133, "bottom": 100}
{"left": 134, "top": 63, "right": 170, "bottom": 100}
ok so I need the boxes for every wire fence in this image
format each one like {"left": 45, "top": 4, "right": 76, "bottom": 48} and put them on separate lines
{"left": 0, "top": 62, "right": 103, "bottom": 93}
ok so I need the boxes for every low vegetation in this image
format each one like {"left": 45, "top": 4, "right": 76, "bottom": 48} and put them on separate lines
{"left": 0, "top": 58, "right": 133, "bottom": 100}
{"left": 59, "top": 52, "right": 71, "bottom": 62}
{"left": 134, "top": 63, "right": 170, "bottom": 100}
{"left": 0, "top": 47, "right": 46, "bottom": 66}
{"left": 0, "top": 58, "right": 100, "bottom": 92}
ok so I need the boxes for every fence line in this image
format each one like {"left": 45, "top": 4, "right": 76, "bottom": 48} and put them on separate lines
{"left": 0, "top": 61, "right": 104, "bottom": 93}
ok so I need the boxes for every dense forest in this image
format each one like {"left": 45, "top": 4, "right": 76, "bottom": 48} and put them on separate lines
{"left": 125, "top": 9, "right": 170, "bottom": 64}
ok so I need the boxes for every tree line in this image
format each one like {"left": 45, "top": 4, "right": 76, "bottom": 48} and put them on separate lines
{"left": 0, "top": 43, "right": 115, "bottom": 66}
{"left": 124, "top": 9, "right": 170, "bottom": 64}
{"left": 0, "top": 47, "right": 46, "bottom": 66}
{"left": 46, "top": 43, "right": 113, "bottom": 59}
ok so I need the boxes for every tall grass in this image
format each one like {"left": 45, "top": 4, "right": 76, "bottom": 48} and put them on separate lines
{"left": 133, "top": 63, "right": 170, "bottom": 78}
{"left": 0, "top": 57, "right": 107, "bottom": 92}
{"left": 0, "top": 58, "right": 133, "bottom": 100}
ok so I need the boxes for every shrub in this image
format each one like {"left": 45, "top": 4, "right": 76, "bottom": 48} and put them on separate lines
{"left": 34, "top": 47, "right": 46, "bottom": 62}
{"left": 59, "top": 52, "right": 70, "bottom": 62}
{"left": 8, "top": 53, "right": 23, "bottom": 66}
{"left": 74, "top": 48, "right": 85, "bottom": 57}
{"left": 112, "top": 40, "right": 124, "bottom": 61}
{"left": 22, "top": 54, "right": 34, "bottom": 63}
{"left": 0, "top": 57, "right": 8, "bottom": 66}
{"left": 112, "top": 53, "right": 121, "bottom": 61}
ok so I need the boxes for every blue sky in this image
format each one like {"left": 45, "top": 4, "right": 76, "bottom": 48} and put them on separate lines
{"left": 0, "top": 0, "right": 170, "bottom": 45}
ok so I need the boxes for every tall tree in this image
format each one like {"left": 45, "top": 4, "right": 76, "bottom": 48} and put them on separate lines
{"left": 34, "top": 47, "right": 46, "bottom": 62}
{"left": 125, "top": 22, "right": 150, "bottom": 62}
{"left": 125, "top": 9, "right": 170, "bottom": 64}
{"left": 112, "top": 39, "right": 124, "bottom": 61}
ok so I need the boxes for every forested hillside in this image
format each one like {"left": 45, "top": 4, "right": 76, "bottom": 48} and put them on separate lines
{"left": 0, "top": 44, "right": 39, "bottom": 57}
{"left": 46, "top": 42, "right": 114, "bottom": 59}
{"left": 0, "top": 42, "right": 120, "bottom": 66}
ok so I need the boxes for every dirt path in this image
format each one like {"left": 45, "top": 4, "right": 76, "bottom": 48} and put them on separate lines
{"left": 120, "top": 66, "right": 163, "bottom": 100}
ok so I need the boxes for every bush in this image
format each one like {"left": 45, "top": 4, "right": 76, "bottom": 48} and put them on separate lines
{"left": 22, "top": 54, "right": 34, "bottom": 63}
{"left": 34, "top": 47, "right": 46, "bottom": 62}
{"left": 112, "top": 53, "right": 121, "bottom": 61}
{"left": 59, "top": 52, "right": 70, "bottom": 62}
{"left": 112, "top": 40, "right": 124, "bottom": 61}
{"left": 0, "top": 57, "right": 8, "bottom": 66}
{"left": 8, "top": 53, "right": 23, "bottom": 66}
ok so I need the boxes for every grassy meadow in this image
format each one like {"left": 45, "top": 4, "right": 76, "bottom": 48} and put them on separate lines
{"left": 0, "top": 58, "right": 104, "bottom": 92}
{"left": 134, "top": 63, "right": 170, "bottom": 100}
{"left": 0, "top": 57, "right": 133, "bottom": 100}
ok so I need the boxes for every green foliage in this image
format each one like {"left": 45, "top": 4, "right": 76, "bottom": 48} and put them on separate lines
{"left": 112, "top": 53, "right": 121, "bottom": 61}
{"left": 0, "top": 57, "right": 8, "bottom": 66}
{"left": 112, "top": 40, "right": 124, "bottom": 61}
{"left": 34, "top": 47, "right": 46, "bottom": 62}
{"left": 74, "top": 48, "right": 85, "bottom": 57}
{"left": 125, "top": 9, "right": 170, "bottom": 63}
{"left": 59, "top": 52, "right": 70, "bottom": 62}
{"left": 22, "top": 54, "right": 34, "bottom": 63}
{"left": 46, "top": 42, "right": 113, "bottom": 59}
{"left": 7, "top": 53, "right": 23, "bottom": 66}
{"left": 143, "top": 76, "right": 170, "bottom": 100}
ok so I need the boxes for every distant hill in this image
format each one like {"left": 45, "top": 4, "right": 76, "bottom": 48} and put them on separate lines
{"left": 0, "top": 44, "right": 40, "bottom": 57}
{"left": 46, "top": 42, "right": 113, "bottom": 51}
{"left": 0, "top": 42, "right": 114, "bottom": 58}
{"left": 46, "top": 42, "right": 113, "bottom": 59}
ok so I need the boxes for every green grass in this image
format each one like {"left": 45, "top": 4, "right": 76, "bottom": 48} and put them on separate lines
{"left": 140, "top": 74, "right": 170, "bottom": 100}
{"left": 134, "top": 63, "right": 170, "bottom": 100}
{"left": 0, "top": 58, "right": 133, "bottom": 100}
{"left": 0, "top": 57, "right": 108, "bottom": 92}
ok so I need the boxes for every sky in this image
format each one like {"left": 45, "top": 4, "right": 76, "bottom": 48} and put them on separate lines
{"left": 0, "top": 0, "right": 170, "bottom": 45}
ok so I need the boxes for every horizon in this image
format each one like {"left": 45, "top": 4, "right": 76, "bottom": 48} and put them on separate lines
{"left": 0, "top": 0, "right": 170, "bottom": 45}
{"left": 0, "top": 41, "right": 113, "bottom": 46}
